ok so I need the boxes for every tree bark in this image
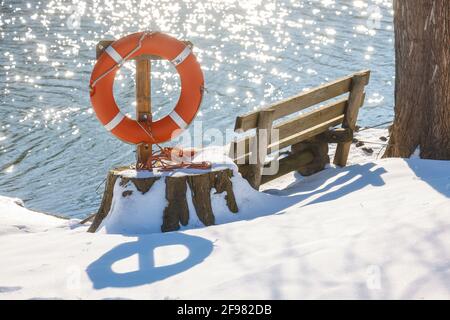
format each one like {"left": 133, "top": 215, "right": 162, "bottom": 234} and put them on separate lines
{"left": 422, "top": 0, "right": 450, "bottom": 159}
{"left": 384, "top": 0, "right": 450, "bottom": 159}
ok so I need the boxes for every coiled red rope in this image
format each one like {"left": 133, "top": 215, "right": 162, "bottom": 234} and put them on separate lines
{"left": 135, "top": 145, "right": 212, "bottom": 171}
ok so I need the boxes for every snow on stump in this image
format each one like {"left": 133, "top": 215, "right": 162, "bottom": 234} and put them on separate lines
{"left": 87, "top": 167, "right": 239, "bottom": 233}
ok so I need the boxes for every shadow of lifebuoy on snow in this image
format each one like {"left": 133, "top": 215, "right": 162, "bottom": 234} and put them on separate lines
{"left": 86, "top": 233, "right": 213, "bottom": 289}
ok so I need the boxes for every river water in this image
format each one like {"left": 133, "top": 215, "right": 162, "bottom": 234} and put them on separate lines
{"left": 0, "top": 0, "right": 394, "bottom": 218}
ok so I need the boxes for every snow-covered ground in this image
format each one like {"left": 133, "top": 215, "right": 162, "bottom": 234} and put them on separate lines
{"left": 1, "top": 129, "right": 449, "bottom": 299}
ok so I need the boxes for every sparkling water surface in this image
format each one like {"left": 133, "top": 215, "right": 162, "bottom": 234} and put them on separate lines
{"left": 0, "top": 0, "right": 394, "bottom": 218}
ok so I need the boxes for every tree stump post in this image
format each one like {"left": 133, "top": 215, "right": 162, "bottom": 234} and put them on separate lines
{"left": 87, "top": 171, "right": 119, "bottom": 232}
{"left": 88, "top": 168, "right": 239, "bottom": 233}
{"left": 292, "top": 138, "right": 330, "bottom": 176}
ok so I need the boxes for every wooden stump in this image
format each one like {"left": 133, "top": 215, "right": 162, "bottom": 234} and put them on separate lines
{"left": 292, "top": 138, "right": 330, "bottom": 176}
{"left": 88, "top": 168, "right": 239, "bottom": 233}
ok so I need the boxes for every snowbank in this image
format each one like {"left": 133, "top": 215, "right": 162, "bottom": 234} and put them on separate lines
{"left": 0, "top": 196, "right": 66, "bottom": 235}
{"left": 1, "top": 129, "right": 449, "bottom": 299}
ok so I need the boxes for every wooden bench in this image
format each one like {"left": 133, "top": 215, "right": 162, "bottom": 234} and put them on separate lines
{"left": 229, "top": 70, "right": 370, "bottom": 189}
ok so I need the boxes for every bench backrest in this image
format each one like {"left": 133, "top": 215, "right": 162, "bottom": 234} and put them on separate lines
{"left": 229, "top": 70, "right": 370, "bottom": 188}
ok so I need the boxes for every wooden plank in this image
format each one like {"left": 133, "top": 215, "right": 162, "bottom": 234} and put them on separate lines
{"left": 229, "top": 134, "right": 256, "bottom": 164}
{"left": 244, "top": 110, "right": 274, "bottom": 190}
{"left": 276, "top": 97, "right": 348, "bottom": 140}
{"left": 273, "top": 92, "right": 364, "bottom": 150}
{"left": 271, "top": 115, "right": 345, "bottom": 152}
{"left": 316, "top": 128, "right": 353, "bottom": 143}
{"left": 231, "top": 96, "right": 350, "bottom": 160}
{"left": 233, "top": 115, "right": 344, "bottom": 164}
{"left": 334, "top": 71, "right": 369, "bottom": 166}
{"left": 234, "top": 70, "right": 370, "bottom": 132}
{"left": 135, "top": 59, "right": 152, "bottom": 165}
{"left": 96, "top": 40, "right": 193, "bottom": 60}
{"left": 136, "top": 59, "right": 151, "bottom": 117}
{"left": 260, "top": 150, "right": 315, "bottom": 185}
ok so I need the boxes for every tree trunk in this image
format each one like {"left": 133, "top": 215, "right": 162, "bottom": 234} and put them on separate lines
{"left": 384, "top": 0, "right": 450, "bottom": 159}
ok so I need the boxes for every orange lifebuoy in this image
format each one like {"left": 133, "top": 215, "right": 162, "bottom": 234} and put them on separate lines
{"left": 89, "top": 32, "right": 204, "bottom": 144}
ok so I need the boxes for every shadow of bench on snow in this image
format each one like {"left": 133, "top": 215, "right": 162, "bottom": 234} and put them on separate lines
{"left": 265, "top": 162, "right": 387, "bottom": 207}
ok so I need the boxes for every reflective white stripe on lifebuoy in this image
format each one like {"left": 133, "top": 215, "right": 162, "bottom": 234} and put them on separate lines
{"left": 169, "top": 111, "right": 188, "bottom": 129}
{"left": 171, "top": 46, "right": 191, "bottom": 66}
{"left": 105, "top": 45, "right": 123, "bottom": 65}
{"left": 104, "top": 112, "right": 125, "bottom": 131}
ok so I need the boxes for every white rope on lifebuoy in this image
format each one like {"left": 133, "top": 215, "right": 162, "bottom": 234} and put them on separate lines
{"left": 90, "top": 32, "right": 153, "bottom": 89}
